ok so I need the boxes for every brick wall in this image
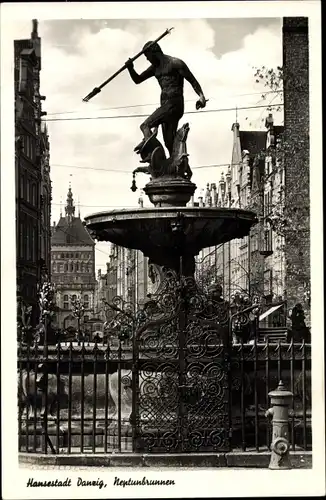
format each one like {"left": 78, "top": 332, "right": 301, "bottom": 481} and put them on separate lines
{"left": 282, "top": 17, "right": 310, "bottom": 321}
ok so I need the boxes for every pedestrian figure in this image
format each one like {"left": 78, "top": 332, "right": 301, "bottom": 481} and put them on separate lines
{"left": 289, "top": 303, "right": 310, "bottom": 343}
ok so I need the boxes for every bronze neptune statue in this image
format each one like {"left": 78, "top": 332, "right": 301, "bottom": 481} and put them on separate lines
{"left": 83, "top": 29, "right": 207, "bottom": 196}
{"left": 125, "top": 41, "right": 207, "bottom": 156}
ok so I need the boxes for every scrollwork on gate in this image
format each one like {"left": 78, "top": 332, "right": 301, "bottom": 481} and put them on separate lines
{"left": 103, "top": 272, "right": 232, "bottom": 453}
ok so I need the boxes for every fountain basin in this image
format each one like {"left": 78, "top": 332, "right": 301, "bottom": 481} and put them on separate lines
{"left": 85, "top": 207, "right": 258, "bottom": 258}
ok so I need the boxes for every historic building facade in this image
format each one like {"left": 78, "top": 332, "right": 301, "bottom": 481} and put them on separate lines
{"left": 15, "top": 20, "right": 51, "bottom": 326}
{"left": 96, "top": 244, "right": 154, "bottom": 314}
{"left": 195, "top": 17, "right": 310, "bottom": 328}
{"left": 195, "top": 113, "right": 285, "bottom": 326}
{"left": 51, "top": 187, "right": 97, "bottom": 331}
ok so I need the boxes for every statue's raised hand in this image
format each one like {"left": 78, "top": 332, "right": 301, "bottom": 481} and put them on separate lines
{"left": 125, "top": 58, "right": 134, "bottom": 70}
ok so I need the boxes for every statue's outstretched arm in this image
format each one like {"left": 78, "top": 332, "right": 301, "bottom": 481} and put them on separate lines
{"left": 125, "top": 59, "right": 155, "bottom": 84}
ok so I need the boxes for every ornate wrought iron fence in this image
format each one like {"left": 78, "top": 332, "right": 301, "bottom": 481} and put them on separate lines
{"left": 229, "top": 340, "right": 311, "bottom": 452}
{"left": 17, "top": 274, "right": 311, "bottom": 455}
{"left": 17, "top": 340, "right": 311, "bottom": 454}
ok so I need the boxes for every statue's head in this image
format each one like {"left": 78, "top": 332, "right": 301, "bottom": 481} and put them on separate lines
{"left": 143, "top": 41, "right": 163, "bottom": 64}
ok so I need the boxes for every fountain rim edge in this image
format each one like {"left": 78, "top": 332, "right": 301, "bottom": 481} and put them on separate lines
{"left": 84, "top": 206, "right": 258, "bottom": 224}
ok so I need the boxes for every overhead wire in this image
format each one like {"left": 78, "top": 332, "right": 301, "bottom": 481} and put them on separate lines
{"left": 43, "top": 102, "right": 284, "bottom": 123}
{"left": 51, "top": 161, "right": 240, "bottom": 174}
{"left": 52, "top": 164, "right": 132, "bottom": 173}
{"left": 46, "top": 90, "right": 283, "bottom": 116}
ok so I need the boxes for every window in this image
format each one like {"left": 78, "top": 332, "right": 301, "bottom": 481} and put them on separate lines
{"left": 63, "top": 294, "right": 69, "bottom": 309}
{"left": 31, "top": 225, "right": 35, "bottom": 262}
{"left": 76, "top": 262, "right": 79, "bottom": 272}
{"left": 84, "top": 294, "right": 89, "bottom": 309}
{"left": 26, "top": 221, "right": 30, "bottom": 260}
{"left": 19, "top": 222, "right": 24, "bottom": 258}
{"left": 22, "top": 135, "right": 34, "bottom": 161}
{"left": 264, "top": 228, "right": 273, "bottom": 253}
{"left": 29, "top": 183, "right": 33, "bottom": 205}
{"left": 264, "top": 191, "right": 272, "bottom": 218}
{"left": 264, "top": 269, "right": 273, "bottom": 298}
{"left": 20, "top": 175, "right": 24, "bottom": 199}
{"left": 26, "top": 178, "right": 30, "bottom": 203}
{"left": 75, "top": 253, "right": 79, "bottom": 258}
{"left": 72, "top": 294, "right": 77, "bottom": 301}
{"left": 31, "top": 184, "right": 36, "bottom": 205}
{"left": 52, "top": 262, "right": 56, "bottom": 273}
{"left": 266, "top": 158, "right": 272, "bottom": 177}
{"left": 64, "top": 263, "right": 68, "bottom": 272}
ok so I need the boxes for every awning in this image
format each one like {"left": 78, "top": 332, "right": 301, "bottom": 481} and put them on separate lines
{"left": 259, "top": 303, "right": 283, "bottom": 321}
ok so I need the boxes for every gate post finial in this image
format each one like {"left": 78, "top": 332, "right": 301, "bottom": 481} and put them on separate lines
{"left": 265, "top": 380, "right": 293, "bottom": 469}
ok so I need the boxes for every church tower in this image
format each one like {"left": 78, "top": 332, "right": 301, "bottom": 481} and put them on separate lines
{"left": 65, "top": 185, "right": 75, "bottom": 223}
{"left": 51, "top": 185, "right": 97, "bottom": 335}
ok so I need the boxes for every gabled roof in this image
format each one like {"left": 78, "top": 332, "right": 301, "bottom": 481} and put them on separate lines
{"left": 51, "top": 216, "right": 95, "bottom": 246}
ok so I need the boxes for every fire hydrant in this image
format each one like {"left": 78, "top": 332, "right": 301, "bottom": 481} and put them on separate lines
{"left": 265, "top": 380, "right": 293, "bottom": 470}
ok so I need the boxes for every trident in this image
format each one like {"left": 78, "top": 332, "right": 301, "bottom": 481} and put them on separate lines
{"left": 82, "top": 27, "right": 174, "bottom": 102}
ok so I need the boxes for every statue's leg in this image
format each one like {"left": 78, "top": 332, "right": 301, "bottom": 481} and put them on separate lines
{"left": 140, "top": 105, "right": 166, "bottom": 140}
{"left": 162, "top": 121, "right": 178, "bottom": 157}
{"left": 161, "top": 101, "right": 184, "bottom": 156}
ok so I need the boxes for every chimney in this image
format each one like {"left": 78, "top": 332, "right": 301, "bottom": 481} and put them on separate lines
{"left": 31, "top": 19, "right": 38, "bottom": 39}
{"left": 30, "top": 19, "right": 41, "bottom": 64}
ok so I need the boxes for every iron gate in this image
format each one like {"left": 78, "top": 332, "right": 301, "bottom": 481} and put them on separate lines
{"left": 128, "top": 272, "right": 232, "bottom": 453}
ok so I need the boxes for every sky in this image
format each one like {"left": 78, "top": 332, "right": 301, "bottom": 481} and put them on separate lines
{"left": 11, "top": 17, "right": 283, "bottom": 273}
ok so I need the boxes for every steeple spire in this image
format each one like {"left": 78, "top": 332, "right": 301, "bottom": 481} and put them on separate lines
{"left": 65, "top": 184, "right": 75, "bottom": 222}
